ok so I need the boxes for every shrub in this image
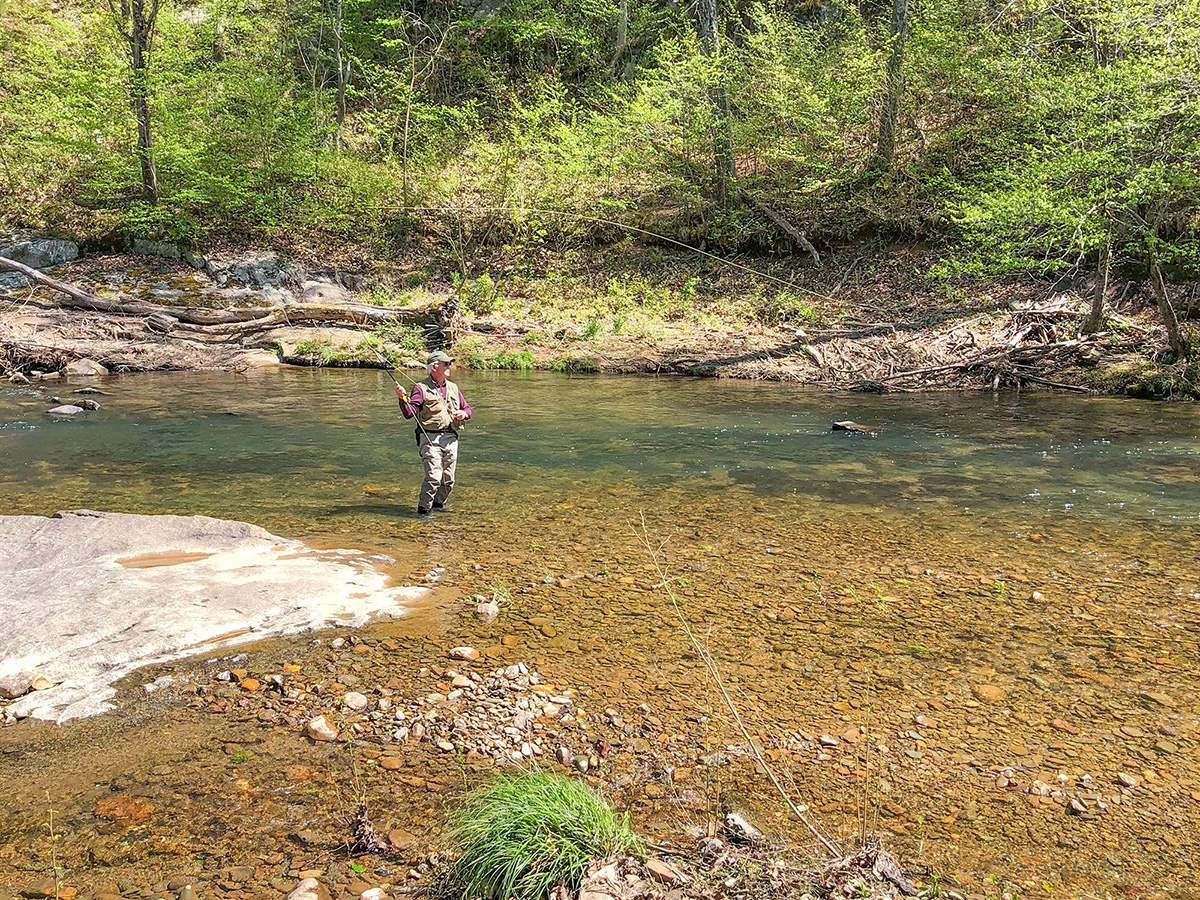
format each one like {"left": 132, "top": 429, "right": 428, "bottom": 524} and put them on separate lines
{"left": 461, "top": 273, "right": 498, "bottom": 315}
{"left": 440, "top": 772, "right": 642, "bottom": 900}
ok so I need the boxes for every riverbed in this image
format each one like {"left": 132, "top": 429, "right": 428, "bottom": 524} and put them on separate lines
{"left": 1, "top": 369, "right": 1198, "bottom": 899}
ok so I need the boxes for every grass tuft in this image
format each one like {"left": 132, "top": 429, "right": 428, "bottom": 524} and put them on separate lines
{"left": 439, "top": 771, "right": 642, "bottom": 900}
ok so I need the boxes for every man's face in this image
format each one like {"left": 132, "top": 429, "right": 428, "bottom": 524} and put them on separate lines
{"left": 430, "top": 360, "right": 451, "bottom": 381}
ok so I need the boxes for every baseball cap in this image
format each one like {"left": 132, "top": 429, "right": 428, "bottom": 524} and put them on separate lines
{"left": 427, "top": 350, "right": 456, "bottom": 365}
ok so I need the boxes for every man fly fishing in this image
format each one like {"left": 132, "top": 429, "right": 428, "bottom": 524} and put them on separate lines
{"left": 394, "top": 350, "right": 472, "bottom": 515}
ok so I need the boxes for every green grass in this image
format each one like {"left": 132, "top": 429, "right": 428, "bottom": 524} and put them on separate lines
{"left": 439, "top": 772, "right": 642, "bottom": 900}
{"left": 455, "top": 338, "right": 537, "bottom": 370}
{"left": 548, "top": 355, "right": 598, "bottom": 373}
{"left": 292, "top": 337, "right": 357, "bottom": 365}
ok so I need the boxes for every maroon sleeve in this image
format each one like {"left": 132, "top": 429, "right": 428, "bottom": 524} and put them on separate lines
{"left": 458, "top": 389, "right": 472, "bottom": 420}
{"left": 400, "top": 384, "right": 424, "bottom": 419}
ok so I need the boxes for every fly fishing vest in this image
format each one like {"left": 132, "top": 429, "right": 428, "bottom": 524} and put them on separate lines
{"left": 415, "top": 376, "right": 462, "bottom": 434}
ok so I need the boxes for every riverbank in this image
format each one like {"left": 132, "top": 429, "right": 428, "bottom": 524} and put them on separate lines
{"left": 2, "top": 243, "right": 1193, "bottom": 397}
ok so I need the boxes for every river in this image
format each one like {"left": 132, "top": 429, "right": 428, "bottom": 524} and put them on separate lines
{"left": 2, "top": 369, "right": 1198, "bottom": 898}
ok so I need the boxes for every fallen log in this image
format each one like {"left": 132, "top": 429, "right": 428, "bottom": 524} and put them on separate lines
{"left": 0, "top": 254, "right": 101, "bottom": 305}
{"left": 1, "top": 253, "right": 437, "bottom": 332}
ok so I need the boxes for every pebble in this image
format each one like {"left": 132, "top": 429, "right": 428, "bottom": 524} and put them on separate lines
{"left": 973, "top": 684, "right": 1007, "bottom": 703}
{"left": 305, "top": 716, "right": 338, "bottom": 742}
{"left": 343, "top": 692, "right": 369, "bottom": 711}
{"left": 287, "top": 879, "right": 326, "bottom": 900}
{"left": 645, "top": 859, "right": 688, "bottom": 886}
{"left": 449, "top": 647, "right": 479, "bottom": 661}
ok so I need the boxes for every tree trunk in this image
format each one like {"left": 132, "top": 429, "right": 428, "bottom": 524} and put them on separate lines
{"left": 333, "top": 0, "right": 348, "bottom": 150}
{"left": 611, "top": 0, "right": 629, "bottom": 75}
{"left": 873, "top": 0, "right": 908, "bottom": 170}
{"left": 113, "top": 0, "right": 160, "bottom": 203}
{"left": 694, "top": 0, "right": 735, "bottom": 206}
{"left": 1081, "top": 237, "right": 1110, "bottom": 334}
{"left": 1149, "top": 250, "right": 1189, "bottom": 359}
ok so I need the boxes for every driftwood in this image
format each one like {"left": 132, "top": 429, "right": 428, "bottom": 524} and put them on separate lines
{"left": 0, "top": 254, "right": 99, "bottom": 304}
{"left": 878, "top": 339, "right": 1086, "bottom": 383}
{"left": 0, "top": 254, "right": 437, "bottom": 339}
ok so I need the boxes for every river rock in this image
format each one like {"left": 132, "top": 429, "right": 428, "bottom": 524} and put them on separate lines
{"left": 449, "top": 646, "right": 480, "bottom": 661}
{"left": 287, "top": 878, "right": 330, "bottom": 900}
{"left": 234, "top": 349, "right": 281, "bottom": 368}
{"left": 65, "top": 359, "right": 109, "bottom": 377}
{"left": 723, "top": 811, "right": 764, "bottom": 844}
{"left": 94, "top": 795, "right": 155, "bottom": 824}
{"left": 832, "top": 421, "right": 873, "bottom": 434}
{"left": 343, "top": 691, "right": 369, "bottom": 711}
{"left": 644, "top": 859, "right": 688, "bottom": 886}
{"left": 131, "top": 238, "right": 182, "bottom": 260}
{"left": 306, "top": 716, "right": 338, "bottom": 741}
{"left": 301, "top": 281, "right": 350, "bottom": 304}
{"left": 48, "top": 405, "right": 84, "bottom": 416}
{"left": 0, "top": 671, "right": 33, "bottom": 699}
{"left": 477, "top": 600, "right": 500, "bottom": 623}
{"left": 75, "top": 399, "right": 102, "bottom": 410}
{"left": 973, "top": 683, "right": 1007, "bottom": 703}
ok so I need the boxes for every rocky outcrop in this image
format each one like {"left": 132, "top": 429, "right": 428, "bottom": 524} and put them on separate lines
{"left": 0, "top": 237, "right": 79, "bottom": 288}
{"left": 0, "top": 509, "right": 426, "bottom": 724}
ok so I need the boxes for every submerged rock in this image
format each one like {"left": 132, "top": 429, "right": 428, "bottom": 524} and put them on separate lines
{"left": 65, "top": 359, "right": 109, "bottom": 376}
{"left": 832, "top": 420, "right": 874, "bottom": 434}
{"left": 306, "top": 716, "right": 338, "bottom": 742}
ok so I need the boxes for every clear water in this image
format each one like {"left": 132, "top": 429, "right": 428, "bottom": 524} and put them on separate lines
{"left": 2, "top": 370, "right": 1200, "bottom": 894}
{"left": 3, "top": 369, "right": 1198, "bottom": 529}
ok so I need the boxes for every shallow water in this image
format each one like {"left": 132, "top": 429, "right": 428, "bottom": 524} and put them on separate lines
{"left": 2, "top": 370, "right": 1199, "bottom": 896}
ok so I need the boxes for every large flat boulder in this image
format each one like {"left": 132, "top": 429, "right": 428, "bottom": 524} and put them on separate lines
{"left": 0, "top": 510, "right": 424, "bottom": 723}
{"left": 0, "top": 237, "right": 79, "bottom": 288}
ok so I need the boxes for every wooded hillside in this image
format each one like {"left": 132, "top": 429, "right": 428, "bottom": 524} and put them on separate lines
{"left": 2, "top": 0, "right": 1197, "bottom": 296}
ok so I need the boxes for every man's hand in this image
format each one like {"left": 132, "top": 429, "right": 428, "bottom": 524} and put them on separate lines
{"left": 395, "top": 383, "right": 407, "bottom": 400}
{"left": 453, "top": 410, "right": 467, "bottom": 421}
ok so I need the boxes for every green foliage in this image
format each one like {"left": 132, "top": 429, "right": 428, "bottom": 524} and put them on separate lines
{"left": 292, "top": 338, "right": 358, "bottom": 365}
{"left": 459, "top": 273, "right": 498, "bottom": 316}
{"left": 752, "top": 290, "right": 822, "bottom": 326}
{"left": 372, "top": 321, "right": 428, "bottom": 352}
{"left": 440, "top": 771, "right": 642, "bottom": 900}
{"left": 1, "top": 0, "right": 1196, "bottom": 297}
{"left": 549, "top": 355, "right": 599, "bottom": 373}
{"left": 454, "top": 337, "right": 536, "bottom": 370}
